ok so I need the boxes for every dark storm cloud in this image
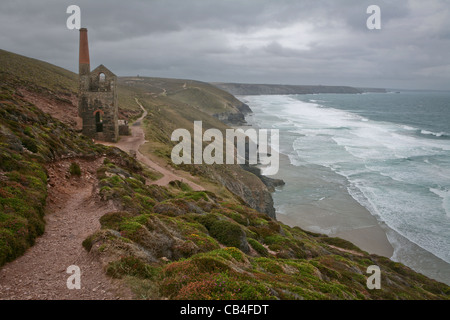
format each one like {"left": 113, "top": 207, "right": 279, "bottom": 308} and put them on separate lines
{"left": 0, "top": 0, "right": 449, "bottom": 90}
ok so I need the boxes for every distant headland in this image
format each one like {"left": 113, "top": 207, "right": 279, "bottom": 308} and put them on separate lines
{"left": 212, "top": 82, "right": 387, "bottom": 95}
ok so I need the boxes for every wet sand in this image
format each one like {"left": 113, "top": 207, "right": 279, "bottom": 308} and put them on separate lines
{"left": 271, "top": 153, "right": 394, "bottom": 258}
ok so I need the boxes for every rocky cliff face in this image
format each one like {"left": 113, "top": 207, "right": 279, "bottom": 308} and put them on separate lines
{"left": 202, "top": 102, "right": 281, "bottom": 218}
{"left": 210, "top": 103, "right": 282, "bottom": 217}
{"left": 186, "top": 162, "right": 277, "bottom": 219}
{"left": 213, "top": 101, "right": 253, "bottom": 125}
{"left": 212, "top": 111, "right": 247, "bottom": 125}
{"left": 235, "top": 101, "right": 253, "bottom": 114}
{"left": 211, "top": 168, "right": 277, "bottom": 219}
{"left": 240, "top": 164, "right": 285, "bottom": 192}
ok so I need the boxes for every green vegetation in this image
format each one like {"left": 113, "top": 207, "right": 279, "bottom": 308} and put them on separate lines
{"left": 0, "top": 49, "right": 77, "bottom": 95}
{"left": 83, "top": 159, "right": 450, "bottom": 300}
{"left": 69, "top": 162, "right": 81, "bottom": 176}
{"left": 248, "top": 238, "right": 269, "bottom": 257}
{"left": 118, "top": 76, "right": 247, "bottom": 118}
{"left": 106, "top": 256, "right": 160, "bottom": 279}
{"left": 0, "top": 85, "right": 108, "bottom": 267}
{"left": 0, "top": 48, "right": 449, "bottom": 301}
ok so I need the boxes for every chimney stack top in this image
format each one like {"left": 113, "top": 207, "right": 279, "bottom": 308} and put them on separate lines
{"left": 79, "top": 27, "right": 90, "bottom": 70}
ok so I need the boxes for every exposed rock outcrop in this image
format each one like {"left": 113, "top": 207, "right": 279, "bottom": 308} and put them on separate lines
{"left": 212, "top": 102, "right": 253, "bottom": 125}
{"left": 207, "top": 165, "right": 277, "bottom": 219}
{"left": 212, "top": 111, "right": 247, "bottom": 125}
{"left": 241, "top": 164, "right": 285, "bottom": 192}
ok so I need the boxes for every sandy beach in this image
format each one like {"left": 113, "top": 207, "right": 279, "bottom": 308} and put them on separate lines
{"left": 272, "top": 153, "right": 450, "bottom": 285}
{"left": 234, "top": 122, "right": 394, "bottom": 258}
{"left": 270, "top": 153, "right": 394, "bottom": 258}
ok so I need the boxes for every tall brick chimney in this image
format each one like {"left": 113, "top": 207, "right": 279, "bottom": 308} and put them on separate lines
{"left": 79, "top": 28, "right": 90, "bottom": 76}
{"left": 78, "top": 28, "right": 90, "bottom": 117}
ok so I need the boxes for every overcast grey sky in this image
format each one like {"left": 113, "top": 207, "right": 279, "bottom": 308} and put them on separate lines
{"left": 1, "top": 0, "right": 450, "bottom": 90}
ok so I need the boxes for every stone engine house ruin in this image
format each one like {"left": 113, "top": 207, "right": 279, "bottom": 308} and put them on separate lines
{"left": 78, "top": 28, "right": 122, "bottom": 142}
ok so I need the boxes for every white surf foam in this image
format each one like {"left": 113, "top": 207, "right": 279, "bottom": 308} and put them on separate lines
{"left": 421, "top": 130, "right": 448, "bottom": 138}
{"left": 243, "top": 94, "right": 450, "bottom": 265}
{"left": 430, "top": 188, "right": 450, "bottom": 218}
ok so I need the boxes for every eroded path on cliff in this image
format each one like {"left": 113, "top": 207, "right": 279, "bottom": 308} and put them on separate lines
{"left": 100, "top": 98, "right": 204, "bottom": 191}
{"left": 0, "top": 158, "right": 133, "bottom": 300}
{"left": 0, "top": 99, "right": 202, "bottom": 300}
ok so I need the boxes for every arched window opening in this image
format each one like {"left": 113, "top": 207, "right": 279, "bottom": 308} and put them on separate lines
{"left": 99, "top": 73, "right": 106, "bottom": 83}
{"left": 95, "top": 111, "right": 103, "bottom": 132}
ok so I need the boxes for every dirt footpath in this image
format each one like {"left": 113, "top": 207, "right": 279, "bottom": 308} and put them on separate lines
{"left": 0, "top": 99, "right": 202, "bottom": 300}
{"left": 101, "top": 99, "right": 204, "bottom": 191}
{"left": 0, "top": 159, "right": 133, "bottom": 300}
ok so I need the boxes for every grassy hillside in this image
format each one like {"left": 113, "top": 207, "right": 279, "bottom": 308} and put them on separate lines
{"left": 0, "top": 49, "right": 275, "bottom": 217}
{"left": 84, "top": 155, "right": 450, "bottom": 300}
{"left": 0, "top": 48, "right": 275, "bottom": 261}
{"left": 0, "top": 49, "right": 77, "bottom": 95}
{"left": 0, "top": 48, "right": 449, "bottom": 300}
{"left": 0, "top": 83, "right": 110, "bottom": 265}
{"left": 132, "top": 92, "right": 277, "bottom": 217}
{"left": 0, "top": 49, "right": 143, "bottom": 126}
{"left": 119, "top": 77, "right": 252, "bottom": 123}
{"left": 0, "top": 49, "right": 250, "bottom": 125}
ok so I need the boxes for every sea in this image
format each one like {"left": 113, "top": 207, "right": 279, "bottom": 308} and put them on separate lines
{"left": 241, "top": 91, "right": 450, "bottom": 285}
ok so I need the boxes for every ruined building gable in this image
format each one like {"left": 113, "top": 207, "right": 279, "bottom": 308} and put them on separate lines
{"left": 89, "top": 65, "right": 116, "bottom": 92}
